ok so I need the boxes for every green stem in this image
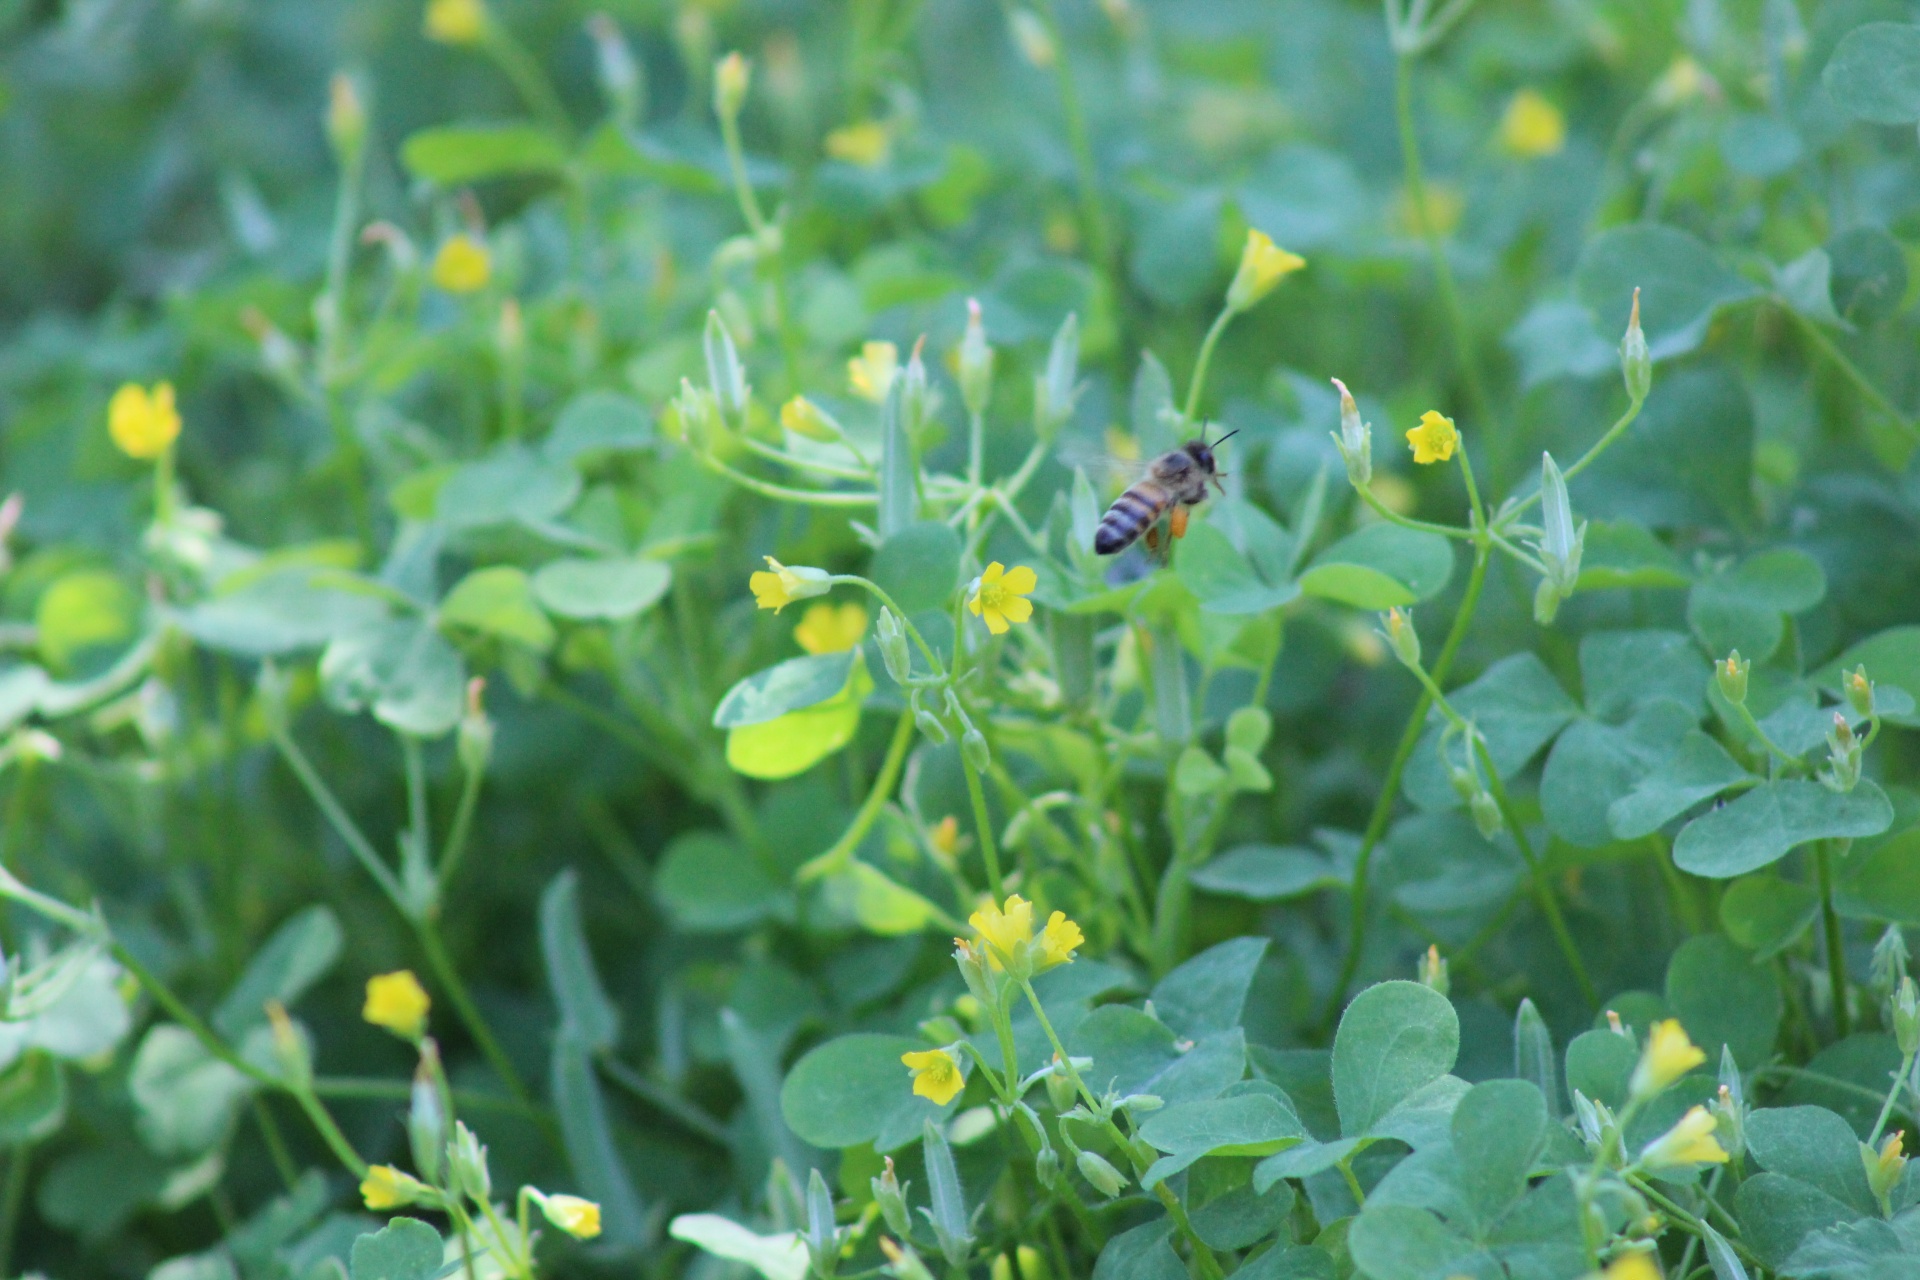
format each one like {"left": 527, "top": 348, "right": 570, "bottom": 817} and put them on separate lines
{"left": 437, "top": 757, "right": 486, "bottom": 891}
{"left": 1474, "top": 744, "right": 1598, "bottom": 1009}
{"left": 252, "top": 1096, "right": 301, "bottom": 1190}
{"left": 1497, "top": 396, "right": 1645, "bottom": 525}
{"left": 694, "top": 451, "right": 877, "bottom": 507}
{"left": 270, "top": 727, "right": 408, "bottom": 910}
{"left": 482, "top": 24, "right": 572, "bottom": 139}
{"left": 597, "top": 1055, "right": 734, "bottom": 1147}
{"left": 1031, "top": 0, "right": 1116, "bottom": 297}
{"left": 414, "top": 921, "right": 535, "bottom": 1110}
{"left": 962, "top": 751, "right": 1004, "bottom": 902}
{"left": 1394, "top": 53, "right": 1490, "bottom": 432}
{"left": 1817, "top": 840, "right": 1851, "bottom": 1038}
{"left": 1182, "top": 308, "right": 1234, "bottom": 425}
{"left": 1870, "top": 1050, "right": 1917, "bottom": 1146}
{"left": 797, "top": 710, "right": 918, "bottom": 881}
{"left": 1356, "top": 483, "right": 1473, "bottom": 539}
{"left": 1784, "top": 305, "right": 1918, "bottom": 444}
{"left": 1325, "top": 538, "right": 1491, "bottom": 1023}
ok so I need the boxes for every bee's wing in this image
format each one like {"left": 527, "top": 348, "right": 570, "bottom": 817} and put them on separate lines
{"left": 1053, "top": 440, "right": 1149, "bottom": 499}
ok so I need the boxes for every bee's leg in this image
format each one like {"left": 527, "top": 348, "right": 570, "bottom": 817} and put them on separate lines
{"left": 1211, "top": 474, "right": 1227, "bottom": 497}
{"left": 1145, "top": 525, "right": 1162, "bottom": 556}
{"left": 1169, "top": 505, "right": 1191, "bottom": 539}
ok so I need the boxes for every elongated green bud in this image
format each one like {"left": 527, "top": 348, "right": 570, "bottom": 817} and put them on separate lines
{"left": 875, "top": 609, "right": 912, "bottom": 684}
{"left": 1717, "top": 651, "right": 1749, "bottom": 705}
{"left": 1620, "top": 287, "right": 1651, "bottom": 403}
{"left": 959, "top": 298, "right": 994, "bottom": 419}
{"left": 1330, "top": 377, "right": 1371, "bottom": 488}
{"left": 1075, "top": 1150, "right": 1128, "bottom": 1198}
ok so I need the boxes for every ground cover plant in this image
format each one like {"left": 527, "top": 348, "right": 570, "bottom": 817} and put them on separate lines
{"left": 5, "top": 0, "right": 1920, "bottom": 1278}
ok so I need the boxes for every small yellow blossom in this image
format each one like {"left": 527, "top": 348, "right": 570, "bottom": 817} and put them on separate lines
{"left": 793, "top": 601, "right": 869, "bottom": 654}
{"left": 1630, "top": 1019, "right": 1706, "bottom": 1100}
{"left": 432, "top": 235, "right": 491, "bottom": 293}
{"left": 363, "top": 970, "right": 431, "bottom": 1040}
{"left": 749, "top": 556, "right": 830, "bottom": 614}
{"left": 1037, "top": 911, "right": 1084, "bottom": 968}
{"left": 424, "top": 0, "right": 485, "bottom": 45}
{"left": 1639, "top": 1105, "right": 1730, "bottom": 1169}
{"left": 1499, "top": 89, "right": 1566, "bottom": 158}
{"left": 780, "top": 395, "right": 840, "bottom": 442}
{"left": 967, "top": 894, "right": 1081, "bottom": 974}
{"left": 537, "top": 1193, "right": 603, "bottom": 1239}
{"left": 1866, "top": 1130, "right": 1907, "bottom": 1203}
{"left": 361, "top": 1164, "right": 427, "bottom": 1210}
{"left": 109, "top": 382, "right": 182, "bottom": 460}
{"left": 967, "top": 562, "right": 1036, "bottom": 636}
{"left": 901, "top": 1047, "right": 965, "bottom": 1105}
{"left": 1603, "top": 1253, "right": 1662, "bottom": 1280}
{"left": 848, "top": 341, "right": 899, "bottom": 403}
{"left": 1654, "top": 56, "right": 1707, "bottom": 108}
{"left": 929, "top": 815, "right": 963, "bottom": 863}
{"left": 826, "top": 121, "right": 892, "bottom": 168}
{"left": 1225, "top": 229, "right": 1306, "bottom": 312}
{"left": 1405, "top": 410, "right": 1459, "bottom": 465}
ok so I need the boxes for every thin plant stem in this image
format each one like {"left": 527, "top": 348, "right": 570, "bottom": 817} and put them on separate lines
{"left": 798, "top": 710, "right": 919, "bottom": 881}
{"left": 252, "top": 1096, "right": 301, "bottom": 1191}
{"left": 597, "top": 1056, "right": 734, "bottom": 1146}
{"left": 1325, "top": 538, "right": 1491, "bottom": 1023}
{"left": 1182, "top": 308, "right": 1234, "bottom": 425}
{"left": 483, "top": 25, "right": 572, "bottom": 138}
{"left": 415, "top": 921, "right": 536, "bottom": 1110}
{"left": 962, "top": 752, "right": 1004, "bottom": 901}
{"left": 694, "top": 452, "right": 877, "bottom": 506}
{"left": 270, "top": 727, "right": 408, "bottom": 908}
{"left": 437, "top": 758, "right": 486, "bottom": 890}
{"left": 1817, "top": 840, "right": 1851, "bottom": 1038}
{"left": 1030, "top": 0, "right": 1116, "bottom": 297}
{"left": 1870, "top": 1049, "right": 1918, "bottom": 1146}
{"left": 1497, "top": 396, "right": 1645, "bottom": 525}
{"left": 1473, "top": 745, "right": 1598, "bottom": 1009}
{"left": 1784, "top": 305, "right": 1918, "bottom": 444}
{"left": 1394, "top": 54, "right": 1491, "bottom": 433}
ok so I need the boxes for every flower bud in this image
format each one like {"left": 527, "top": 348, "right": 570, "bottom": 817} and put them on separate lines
{"left": 450, "top": 1120, "right": 491, "bottom": 1203}
{"left": 1226, "top": 229, "right": 1306, "bottom": 313}
{"left": 1417, "top": 945, "right": 1449, "bottom": 996}
{"left": 586, "top": 14, "right": 643, "bottom": 128}
{"left": 714, "top": 52, "right": 750, "bottom": 121}
{"left": 407, "top": 1055, "right": 446, "bottom": 1183}
{"left": 1533, "top": 452, "right": 1585, "bottom": 626}
{"left": 1075, "top": 1150, "right": 1129, "bottom": 1198}
{"left": 1329, "top": 378, "right": 1371, "bottom": 488}
{"left": 1045, "top": 1056, "right": 1076, "bottom": 1113}
{"left": 265, "top": 1000, "right": 312, "bottom": 1087}
{"left": 1007, "top": 9, "right": 1056, "bottom": 67}
{"left": 875, "top": 609, "right": 912, "bottom": 684}
{"left": 951, "top": 939, "right": 994, "bottom": 1006}
{"left": 962, "top": 727, "right": 991, "bottom": 773}
{"left": 1847, "top": 665, "right": 1876, "bottom": 719}
{"left": 1620, "top": 287, "right": 1651, "bottom": 403}
{"left": 1631, "top": 1019, "right": 1705, "bottom": 1102}
{"left": 1710, "top": 1083, "right": 1747, "bottom": 1160}
{"left": 879, "top": 1238, "right": 936, "bottom": 1280}
{"left": 804, "top": 1167, "right": 839, "bottom": 1279}
{"left": 327, "top": 73, "right": 368, "bottom": 160}
{"left": 1034, "top": 1144, "right": 1061, "bottom": 1189}
{"left": 705, "top": 310, "right": 750, "bottom": 419}
{"left": 1638, "top": 1105, "right": 1731, "bottom": 1171}
{"left": 901, "top": 339, "right": 932, "bottom": 441}
{"left": 1864, "top": 1132, "right": 1907, "bottom": 1212}
{"left": 958, "top": 299, "right": 994, "bottom": 419}
{"left": 1382, "top": 608, "right": 1421, "bottom": 669}
{"left": 872, "top": 1158, "right": 912, "bottom": 1237}
{"left": 457, "top": 677, "right": 493, "bottom": 776}
{"left": 915, "top": 707, "right": 950, "bottom": 745}
{"left": 1824, "top": 711, "right": 1862, "bottom": 792}
{"left": 781, "top": 395, "right": 842, "bottom": 443}
{"left": 1872, "top": 925, "right": 1909, "bottom": 996}
{"left": 1895, "top": 976, "right": 1920, "bottom": 1057}
{"left": 1716, "top": 651, "right": 1749, "bottom": 705}
{"left": 1470, "top": 789, "right": 1504, "bottom": 840}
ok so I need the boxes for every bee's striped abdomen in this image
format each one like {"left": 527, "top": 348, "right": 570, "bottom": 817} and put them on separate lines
{"left": 1095, "top": 480, "right": 1172, "bottom": 555}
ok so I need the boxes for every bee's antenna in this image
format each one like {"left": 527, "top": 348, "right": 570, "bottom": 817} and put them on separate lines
{"left": 1209, "top": 428, "right": 1240, "bottom": 449}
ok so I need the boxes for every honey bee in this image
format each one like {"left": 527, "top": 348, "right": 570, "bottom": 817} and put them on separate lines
{"left": 1093, "top": 430, "right": 1237, "bottom": 556}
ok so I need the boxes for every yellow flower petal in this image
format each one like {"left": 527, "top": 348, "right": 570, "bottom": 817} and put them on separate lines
{"left": 360, "top": 1164, "right": 423, "bottom": 1210}
{"left": 1498, "top": 89, "right": 1566, "bottom": 158}
{"left": 1405, "top": 410, "right": 1459, "bottom": 465}
{"left": 793, "top": 602, "right": 869, "bottom": 654}
{"left": 362, "top": 970, "right": 430, "bottom": 1039}
{"left": 826, "top": 120, "right": 893, "bottom": 168}
{"left": 901, "top": 1047, "right": 965, "bottom": 1105}
{"left": 998, "top": 595, "right": 1033, "bottom": 626}
{"left": 109, "top": 382, "right": 182, "bottom": 460}
{"left": 1226, "top": 229, "right": 1306, "bottom": 311}
{"left": 1630, "top": 1018, "right": 1706, "bottom": 1100}
{"left": 431, "top": 235, "right": 491, "bottom": 293}
{"left": 424, "top": 0, "right": 485, "bottom": 44}
{"left": 1000, "top": 564, "right": 1038, "bottom": 595}
{"left": 1038, "top": 910, "right": 1084, "bottom": 970}
{"left": 848, "top": 341, "right": 899, "bottom": 403}
{"left": 539, "top": 1193, "right": 603, "bottom": 1239}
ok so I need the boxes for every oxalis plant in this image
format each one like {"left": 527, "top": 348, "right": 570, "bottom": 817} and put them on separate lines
{"left": 7, "top": 0, "right": 1920, "bottom": 1279}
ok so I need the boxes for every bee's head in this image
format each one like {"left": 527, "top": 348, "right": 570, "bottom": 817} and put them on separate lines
{"left": 1185, "top": 428, "right": 1237, "bottom": 474}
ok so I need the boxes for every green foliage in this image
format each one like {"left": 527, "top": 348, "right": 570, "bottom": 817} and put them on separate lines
{"left": 5, "top": 0, "right": 1920, "bottom": 1278}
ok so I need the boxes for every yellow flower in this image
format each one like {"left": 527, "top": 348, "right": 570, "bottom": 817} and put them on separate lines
{"left": 1866, "top": 1131, "right": 1907, "bottom": 1203}
{"left": 929, "top": 815, "right": 962, "bottom": 863}
{"left": 826, "top": 121, "right": 893, "bottom": 168}
{"left": 1405, "top": 410, "right": 1459, "bottom": 465}
{"left": 793, "top": 601, "right": 869, "bottom": 654}
{"left": 1630, "top": 1018, "right": 1706, "bottom": 1100}
{"left": 749, "top": 556, "right": 829, "bottom": 614}
{"left": 538, "top": 1193, "right": 603, "bottom": 1239}
{"left": 432, "top": 234, "right": 491, "bottom": 293}
{"left": 901, "top": 1047, "right": 965, "bottom": 1105}
{"left": 1225, "top": 229, "right": 1306, "bottom": 312}
{"left": 1038, "top": 911, "right": 1084, "bottom": 968}
{"left": 109, "top": 382, "right": 182, "bottom": 460}
{"left": 780, "top": 395, "right": 840, "bottom": 442}
{"left": 360, "top": 1164, "right": 427, "bottom": 1210}
{"left": 1499, "top": 89, "right": 1566, "bottom": 158}
{"left": 848, "top": 341, "right": 899, "bottom": 403}
{"left": 424, "top": 0, "right": 485, "bottom": 45}
{"left": 714, "top": 52, "right": 750, "bottom": 119}
{"left": 1603, "top": 1253, "right": 1662, "bottom": 1280}
{"left": 1638, "top": 1105, "right": 1730, "bottom": 1170}
{"left": 967, "top": 894, "right": 1081, "bottom": 974}
{"left": 967, "top": 562, "right": 1036, "bottom": 636}
{"left": 363, "top": 970, "right": 431, "bottom": 1040}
